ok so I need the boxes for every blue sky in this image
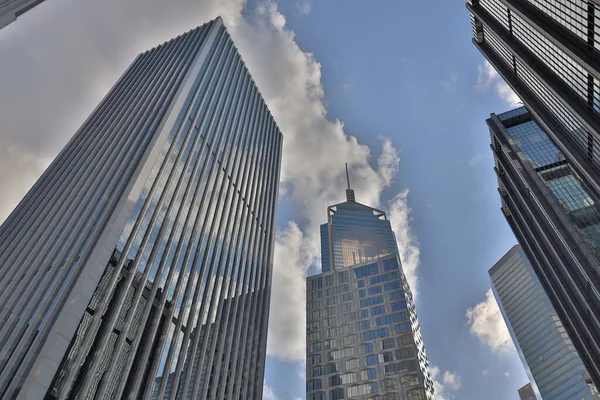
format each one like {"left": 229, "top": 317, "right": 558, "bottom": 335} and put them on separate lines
{"left": 0, "top": 0, "right": 528, "bottom": 399}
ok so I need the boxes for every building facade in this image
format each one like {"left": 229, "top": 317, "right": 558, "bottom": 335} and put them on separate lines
{"left": 488, "top": 106, "right": 600, "bottom": 387}
{"left": 491, "top": 245, "right": 599, "bottom": 399}
{"left": 0, "top": 17, "right": 282, "bottom": 399}
{"left": 306, "top": 187, "right": 434, "bottom": 400}
{"left": 0, "top": 0, "right": 45, "bottom": 29}
{"left": 518, "top": 383, "right": 537, "bottom": 400}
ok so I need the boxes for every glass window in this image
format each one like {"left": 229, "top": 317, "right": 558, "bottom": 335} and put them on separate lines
{"left": 360, "top": 368, "right": 377, "bottom": 380}
{"left": 307, "top": 379, "right": 322, "bottom": 391}
{"left": 353, "top": 263, "right": 379, "bottom": 278}
{"left": 384, "top": 281, "right": 400, "bottom": 291}
{"left": 395, "top": 323, "right": 411, "bottom": 334}
{"left": 345, "top": 358, "right": 360, "bottom": 370}
{"left": 391, "top": 301, "right": 407, "bottom": 311}
{"left": 382, "top": 352, "right": 394, "bottom": 362}
{"left": 330, "top": 388, "right": 344, "bottom": 400}
{"left": 371, "top": 305, "right": 386, "bottom": 316}
{"left": 368, "top": 286, "right": 382, "bottom": 295}
{"left": 357, "top": 280, "right": 364, "bottom": 288}
{"left": 383, "top": 258, "right": 398, "bottom": 271}
{"left": 339, "top": 271, "right": 349, "bottom": 283}
{"left": 358, "top": 289, "right": 366, "bottom": 298}
{"left": 329, "top": 375, "right": 342, "bottom": 387}
{"left": 309, "top": 392, "right": 325, "bottom": 400}
{"left": 396, "top": 348, "right": 415, "bottom": 360}
{"left": 360, "top": 295, "right": 384, "bottom": 308}
{"left": 389, "top": 290, "right": 404, "bottom": 300}
{"left": 381, "top": 377, "right": 398, "bottom": 391}
{"left": 401, "top": 374, "right": 420, "bottom": 387}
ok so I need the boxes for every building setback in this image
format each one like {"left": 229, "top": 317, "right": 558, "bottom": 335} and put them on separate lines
{"left": 0, "top": 0, "right": 46, "bottom": 29}
{"left": 306, "top": 182, "right": 434, "bottom": 400}
{"left": 491, "top": 245, "right": 599, "bottom": 399}
{"left": 487, "top": 106, "right": 600, "bottom": 387}
{"left": 0, "top": 17, "right": 282, "bottom": 399}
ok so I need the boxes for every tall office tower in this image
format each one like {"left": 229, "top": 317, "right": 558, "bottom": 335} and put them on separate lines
{"left": 518, "top": 383, "right": 537, "bottom": 400}
{"left": 306, "top": 178, "right": 434, "bottom": 400}
{"left": 491, "top": 245, "right": 599, "bottom": 399}
{"left": 0, "top": 17, "right": 282, "bottom": 400}
{"left": 488, "top": 106, "right": 600, "bottom": 387}
{"left": 0, "top": 0, "right": 46, "bottom": 29}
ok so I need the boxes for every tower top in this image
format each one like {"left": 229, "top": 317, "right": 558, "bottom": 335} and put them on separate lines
{"left": 345, "top": 163, "right": 355, "bottom": 202}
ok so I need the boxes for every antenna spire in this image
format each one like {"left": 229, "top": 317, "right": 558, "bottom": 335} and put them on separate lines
{"left": 345, "top": 163, "right": 356, "bottom": 202}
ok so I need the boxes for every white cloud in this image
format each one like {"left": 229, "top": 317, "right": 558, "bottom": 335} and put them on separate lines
{"left": 296, "top": 0, "right": 312, "bottom": 17}
{"left": 482, "top": 369, "right": 490, "bottom": 376}
{"left": 476, "top": 60, "right": 521, "bottom": 107}
{"left": 469, "top": 154, "right": 486, "bottom": 167}
{"left": 466, "top": 289, "right": 515, "bottom": 353}
{"left": 503, "top": 371, "right": 510, "bottom": 377}
{"left": 441, "top": 72, "right": 458, "bottom": 90}
{"left": 263, "top": 384, "right": 279, "bottom": 400}
{"left": 388, "top": 190, "right": 421, "bottom": 299}
{"left": 431, "top": 366, "right": 461, "bottom": 400}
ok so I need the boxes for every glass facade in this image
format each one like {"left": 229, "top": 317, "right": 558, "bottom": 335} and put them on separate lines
{"left": 0, "top": 17, "right": 282, "bottom": 399}
{"left": 488, "top": 107, "right": 600, "bottom": 387}
{"left": 307, "top": 193, "right": 434, "bottom": 400}
{"left": 490, "top": 246, "right": 599, "bottom": 399}
{"left": 0, "top": 0, "right": 47, "bottom": 30}
{"left": 468, "top": 0, "right": 600, "bottom": 172}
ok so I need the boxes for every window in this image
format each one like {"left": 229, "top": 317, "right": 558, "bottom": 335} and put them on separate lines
{"left": 357, "top": 280, "right": 364, "bottom": 288}
{"left": 371, "top": 305, "right": 385, "bottom": 316}
{"left": 307, "top": 379, "right": 322, "bottom": 391}
{"left": 341, "top": 372, "right": 358, "bottom": 384}
{"left": 322, "top": 363, "right": 338, "bottom": 374}
{"left": 338, "top": 303, "right": 351, "bottom": 313}
{"left": 348, "top": 383, "right": 378, "bottom": 397}
{"left": 389, "top": 290, "right": 404, "bottom": 300}
{"left": 360, "top": 368, "right": 377, "bottom": 380}
{"left": 326, "top": 297, "right": 337, "bottom": 306}
{"left": 370, "top": 271, "right": 398, "bottom": 285}
{"left": 361, "top": 310, "right": 369, "bottom": 318}
{"left": 340, "top": 335, "right": 356, "bottom": 346}
{"left": 325, "top": 275, "right": 334, "bottom": 287}
{"left": 346, "top": 358, "right": 360, "bottom": 370}
{"left": 340, "top": 292, "right": 353, "bottom": 302}
{"left": 368, "top": 286, "right": 382, "bottom": 295}
{"left": 384, "top": 361, "right": 416, "bottom": 374}
{"left": 339, "top": 271, "right": 349, "bottom": 283}
{"left": 407, "top": 388, "right": 427, "bottom": 400}
{"left": 323, "top": 317, "right": 335, "bottom": 328}
{"left": 391, "top": 301, "right": 407, "bottom": 311}
{"left": 381, "top": 338, "right": 395, "bottom": 350}
{"left": 357, "top": 320, "right": 370, "bottom": 330}
{"left": 395, "top": 323, "right": 411, "bottom": 334}
{"left": 309, "top": 392, "right": 325, "bottom": 400}
{"left": 360, "top": 296, "right": 384, "bottom": 308}
{"left": 396, "top": 348, "right": 415, "bottom": 360}
{"left": 310, "top": 342, "right": 321, "bottom": 352}
{"left": 308, "top": 320, "right": 320, "bottom": 331}
{"left": 311, "top": 367, "right": 321, "bottom": 377}
{"left": 308, "top": 354, "right": 321, "bottom": 365}
{"left": 383, "top": 258, "right": 398, "bottom": 271}
{"left": 330, "top": 388, "right": 345, "bottom": 400}
{"left": 382, "top": 352, "right": 393, "bottom": 362}
{"left": 310, "top": 278, "right": 323, "bottom": 290}
{"left": 354, "top": 263, "right": 379, "bottom": 278}
{"left": 398, "top": 335, "right": 413, "bottom": 346}
{"left": 401, "top": 375, "right": 419, "bottom": 387}
{"left": 323, "top": 339, "right": 335, "bottom": 350}
{"left": 376, "top": 312, "right": 407, "bottom": 326}
{"left": 308, "top": 331, "right": 320, "bottom": 342}
{"left": 329, "top": 347, "right": 355, "bottom": 360}
{"left": 308, "top": 300, "right": 321, "bottom": 310}
{"left": 362, "top": 327, "right": 389, "bottom": 341}
{"left": 358, "top": 343, "right": 373, "bottom": 354}
{"left": 310, "top": 290, "right": 321, "bottom": 300}
{"left": 381, "top": 378, "right": 398, "bottom": 391}
{"left": 384, "top": 281, "right": 400, "bottom": 291}
{"left": 365, "top": 355, "right": 380, "bottom": 366}
{"left": 358, "top": 289, "right": 366, "bottom": 298}
{"left": 329, "top": 375, "right": 342, "bottom": 386}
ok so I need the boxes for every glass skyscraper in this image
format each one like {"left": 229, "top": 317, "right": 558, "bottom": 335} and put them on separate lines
{"left": 0, "top": 17, "right": 282, "bottom": 399}
{"left": 488, "top": 106, "right": 600, "bottom": 387}
{"left": 306, "top": 185, "right": 434, "bottom": 400}
{"left": 0, "top": 0, "right": 46, "bottom": 29}
{"left": 490, "top": 245, "right": 599, "bottom": 399}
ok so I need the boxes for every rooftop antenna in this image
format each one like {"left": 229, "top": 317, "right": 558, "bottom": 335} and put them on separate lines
{"left": 345, "top": 163, "right": 356, "bottom": 202}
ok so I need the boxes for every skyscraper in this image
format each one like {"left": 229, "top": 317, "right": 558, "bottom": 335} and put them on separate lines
{"left": 488, "top": 106, "right": 600, "bottom": 387}
{"left": 490, "top": 245, "right": 599, "bottom": 399}
{"left": 306, "top": 177, "right": 434, "bottom": 400}
{"left": 518, "top": 383, "right": 537, "bottom": 400}
{"left": 0, "top": 0, "right": 46, "bottom": 29}
{"left": 0, "top": 16, "right": 282, "bottom": 400}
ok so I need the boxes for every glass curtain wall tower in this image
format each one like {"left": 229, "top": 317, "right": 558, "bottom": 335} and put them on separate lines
{"left": 488, "top": 107, "right": 600, "bottom": 387}
{"left": 490, "top": 245, "right": 599, "bottom": 399}
{"left": 306, "top": 178, "right": 434, "bottom": 400}
{"left": 0, "top": 17, "right": 282, "bottom": 400}
{"left": 0, "top": 0, "right": 46, "bottom": 30}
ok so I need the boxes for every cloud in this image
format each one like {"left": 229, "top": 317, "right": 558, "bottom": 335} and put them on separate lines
{"left": 441, "top": 72, "right": 458, "bottom": 90}
{"left": 469, "top": 154, "right": 486, "bottom": 167}
{"left": 466, "top": 289, "right": 515, "bottom": 353}
{"left": 431, "top": 366, "right": 461, "bottom": 400}
{"left": 503, "top": 371, "right": 510, "bottom": 377}
{"left": 476, "top": 60, "right": 521, "bottom": 107}
{"left": 296, "top": 0, "right": 312, "bottom": 17}
{"left": 388, "top": 190, "right": 421, "bottom": 299}
{"left": 263, "top": 384, "right": 279, "bottom": 400}
{"left": 482, "top": 369, "right": 490, "bottom": 376}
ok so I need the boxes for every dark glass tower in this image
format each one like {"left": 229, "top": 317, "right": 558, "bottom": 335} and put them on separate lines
{"left": 306, "top": 183, "right": 434, "bottom": 400}
{"left": 488, "top": 106, "right": 600, "bottom": 387}
{"left": 0, "top": 17, "right": 282, "bottom": 399}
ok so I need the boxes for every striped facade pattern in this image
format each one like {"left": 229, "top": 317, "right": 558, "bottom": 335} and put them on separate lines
{"left": 0, "top": 17, "right": 282, "bottom": 400}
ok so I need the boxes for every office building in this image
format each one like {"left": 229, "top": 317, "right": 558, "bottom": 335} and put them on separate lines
{"left": 491, "top": 245, "right": 599, "bottom": 399}
{"left": 487, "top": 106, "right": 600, "bottom": 387}
{"left": 306, "top": 177, "right": 434, "bottom": 400}
{"left": 518, "top": 383, "right": 536, "bottom": 400}
{"left": 0, "top": 0, "right": 45, "bottom": 29}
{"left": 0, "top": 17, "right": 282, "bottom": 399}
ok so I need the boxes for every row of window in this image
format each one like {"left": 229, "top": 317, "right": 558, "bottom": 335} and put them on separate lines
{"left": 307, "top": 374, "right": 421, "bottom": 393}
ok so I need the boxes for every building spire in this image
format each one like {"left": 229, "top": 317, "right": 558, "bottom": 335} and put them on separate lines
{"left": 345, "top": 163, "right": 355, "bottom": 202}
